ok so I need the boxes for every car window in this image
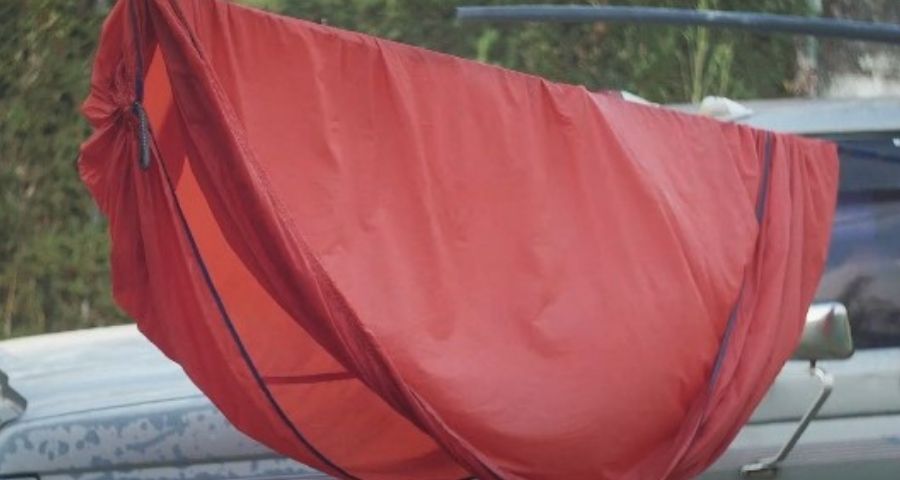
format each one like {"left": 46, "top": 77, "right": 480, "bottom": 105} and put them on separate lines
{"left": 815, "top": 133, "right": 900, "bottom": 349}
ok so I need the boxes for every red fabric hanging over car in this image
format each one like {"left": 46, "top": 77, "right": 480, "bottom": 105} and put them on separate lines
{"left": 79, "top": 1, "right": 839, "bottom": 478}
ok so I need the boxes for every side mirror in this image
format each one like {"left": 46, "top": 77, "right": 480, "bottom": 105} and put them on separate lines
{"left": 792, "top": 302, "right": 853, "bottom": 361}
{"left": 742, "top": 302, "right": 853, "bottom": 477}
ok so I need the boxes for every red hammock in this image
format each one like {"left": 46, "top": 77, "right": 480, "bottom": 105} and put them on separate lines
{"left": 79, "top": 1, "right": 838, "bottom": 478}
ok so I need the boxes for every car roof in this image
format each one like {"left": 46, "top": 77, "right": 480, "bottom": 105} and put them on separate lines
{"left": 669, "top": 96, "right": 900, "bottom": 135}
{"left": 0, "top": 325, "right": 201, "bottom": 421}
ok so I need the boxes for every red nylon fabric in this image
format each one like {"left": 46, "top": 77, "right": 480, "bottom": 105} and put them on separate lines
{"left": 79, "top": 1, "right": 839, "bottom": 478}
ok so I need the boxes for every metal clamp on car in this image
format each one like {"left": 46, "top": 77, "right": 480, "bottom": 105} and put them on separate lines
{"left": 741, "top": 302, "right": 854, "bottom": 478}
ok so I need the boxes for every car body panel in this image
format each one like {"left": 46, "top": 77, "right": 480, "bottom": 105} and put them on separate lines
{"left": 748, "top": 350, "right": 900, "bottom": 424}
{"left": 0, "top": 326, "right": 321, "bottom": 479}
{"left": 700, "top": 415, "right": 900, "bottom": 479}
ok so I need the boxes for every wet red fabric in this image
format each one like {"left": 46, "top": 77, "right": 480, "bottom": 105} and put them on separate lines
{"left": 79, "top": 1, "right": 839, "bottom": 478}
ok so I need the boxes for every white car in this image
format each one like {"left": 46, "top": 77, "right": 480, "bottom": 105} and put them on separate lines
{"left": 2, "top": 96, "right": 899, "bottom": 479}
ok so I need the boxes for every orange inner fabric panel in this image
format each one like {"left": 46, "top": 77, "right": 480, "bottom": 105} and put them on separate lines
{"left": 80, "top": 0, "right": 840, "bottom": 478}
{"left": 176, "top": 158, "right": 467, "bottom": 480}
{"left": 177, "top": 158, "right": 466, "bottom": 480}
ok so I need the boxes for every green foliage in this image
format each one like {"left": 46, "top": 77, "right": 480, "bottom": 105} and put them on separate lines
{"left": 0, "top": 0, "right": 122, "bottom": 339}
{"left": 1, "top": 0, "right": 808, "bottom": 339}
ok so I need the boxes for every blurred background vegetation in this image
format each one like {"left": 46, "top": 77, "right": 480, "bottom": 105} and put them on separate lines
{"left": 0, "top": 0, "right": 894, "bottom": 339}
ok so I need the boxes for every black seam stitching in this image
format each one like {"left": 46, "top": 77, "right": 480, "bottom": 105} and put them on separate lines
{"left": 706, "top": 132, "right": 774, "bottom": 393}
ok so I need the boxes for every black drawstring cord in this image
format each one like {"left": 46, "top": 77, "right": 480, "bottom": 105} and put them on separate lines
{"left": 129, "top": 0, "right": 150, "bottom": 170}
{"left": 132, "top": 101, "right": 151, "bottom": 170}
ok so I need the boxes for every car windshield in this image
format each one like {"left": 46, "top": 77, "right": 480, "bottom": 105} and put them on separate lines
{"left": 817, "top": 134, "right": 900, "bottom": 348}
